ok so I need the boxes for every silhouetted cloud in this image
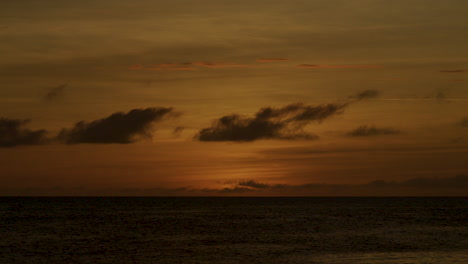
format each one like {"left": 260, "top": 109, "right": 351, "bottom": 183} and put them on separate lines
{"left": 395, "top": 174, "right": 468, "bottom": 188}
{"left": 172, "top": 126, "right": 186, "bottom": 136}
{"left": 256, "top": 58, "right": 288, "bottom": 62}
{"left": 196, "top": 103, "right": 347, "bottom": 142}
{"left": 0, "top": 118, "right": 48, "bottom": 147}
{"left": 6, "top": 176, "right": 466, "bottom": 196}
{"left": 297, "top": 64, "right": 382, "bottom": 68}
{"left": 218, "top": 187, "right": 253, "bottom": 193}
{"left": 439, "top": 70, "right": 467, "bottom": 73}
{"left": 460, "top": 118, "right": 468, "bottom": 128}
{"left": 349, "top": 89, "right": 380, "bottom": 100}
{"left": 58, "top": 107, "right": 178, "bottom": 144}
{"left": 206, "top": 175, "right": 468, "bottom": 196}
{"left": 347, "top": 125, "right": 401, "bottom": 137}
{"left": 238, "top": 180, "right": 270, "bottom": 189}
{"left": 44, "top": 84, "right": 67, "bottom": 101}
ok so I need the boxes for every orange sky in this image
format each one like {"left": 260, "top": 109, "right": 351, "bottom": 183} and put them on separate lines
{"left": 1, "top": 0, "right": 467, "bottom": 196}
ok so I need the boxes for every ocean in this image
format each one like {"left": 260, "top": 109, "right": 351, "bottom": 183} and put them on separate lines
{"left": 1, "top": 197, "right": 467, "bottom": 264}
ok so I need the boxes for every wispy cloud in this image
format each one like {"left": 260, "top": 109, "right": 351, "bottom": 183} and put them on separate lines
{"left": 297, "top": 64, "right": 383, "bottom": 69}
{"left": 347, "top": 125, "right": 401, "bottom": 137}
{"left": 44, "top": 84, "right": 67, "bottom": 101}
{"left": 349, "top": 89, "right": 380, "bottom": 100}
{"left": 0, "top": 118, "right": 49, "bottom": 147}
{"left": 238, "top": 180, "right": 270, "bottom": 189}
{"left": 172, "top": 126, "right": 186, "bottom": 136}
{"left": 190, "top": 61, "right": 250, "bottom": 68}
{"left": 58, "top": 107, "right": 178, "bottom": 144}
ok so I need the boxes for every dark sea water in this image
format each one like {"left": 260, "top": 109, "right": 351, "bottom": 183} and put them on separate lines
{"left": 1, "top": 197, "right": 467, "bottom": 264}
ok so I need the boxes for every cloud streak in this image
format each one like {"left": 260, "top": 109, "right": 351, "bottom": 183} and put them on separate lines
{"left": 196, "top": 103, "right": 347, "bottom": 142}
{"left": 297, "top": 64, "right": 383, "bottom": 69}
{"left": 347, "top": 125, "right": 401, "bottom": 137}
{"left": 44, "top": 84, "right": 67, "bottom": 101}
{"left": 349, "top": 89, "right": 380, "bottom": 101}
{"left": 0, "top": 118, "right": 48, "bottom": 147}
{"left": 58, "top": 107, "right": 178, "bottom": 144}
{"left": 190, "top": 61, "right": 250, "bottom": 68}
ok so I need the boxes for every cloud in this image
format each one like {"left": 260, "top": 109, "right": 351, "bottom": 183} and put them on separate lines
{"left": 349, "top": 89, "right": 380, "bottom": 100}
{"left": 439, "top": 70, "right": 467, "bottom": 73}
{"left": 44, "top": 84, "right": 67, "bottom": 101}
{"left": 347, "top": 125, "right": 401, "bottom": 137}
{"left": 196, "top": 103, "right": 347, "bottom": 142}
{"left": 395, "top": 174, "right": 468, "bottom": 189}
{"left": 238, "top": 180, "right": 270, "bottom": 189}
{"left": 460, "top": 118, "right": 468, "bottom": 128}
{"left": 256, "top": 58, "right": 288, "bottom": 62}
{"left": 172, "top": 126, "right": 186, "bottom": 136}
{"left": 190, "top": 61, "right": 250, "bottom": 68}
{"left": 7, "top": 176, "right": 467, "bottom": 196}
{"left": 0, "top": 118, "right": 48, "bottom": 147}
{"left": 297, "top": 64, "right": 382, "bottom": 68}
{"left": 58, "top": 107, "right": 178, "bottom": 144}
{"left": 205, "top": 175, "right": 468, "bottom": 196}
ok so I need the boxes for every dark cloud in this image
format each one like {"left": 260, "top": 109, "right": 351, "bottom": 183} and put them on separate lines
{"left": 347, "top": 125, "right": 401, "bottom": 137}
{"left": 58, "top": 107, "right": 177, "bottom": 144}
{"left": 349, "top": 89, "right": 380, "bottom": 100}
{"left": 172, "top": 126, "right": 186, "bottom": 136}
{"left": 218, "top": 187, "right": 254, "bottom": 194}
{"left": 460, "top": 118, "right": 468, "bottom": 128}
{"left": 205, "top": 175, "right": 468, "bottom": 196}
{"left": 6, "top": 176, "right": 466, "bottom": 196}
{"left": 44, "top": 84, "right": 67, "bottom": 101}
{"left": 238, "top": 180, "right": 270, "bottom": 189}
{"left": 0, "top": 118, "right": 48, "bottom": 147}
{"left": 396, "top": 174, "right": 468, "bottom": 189}
{"left": 196, "top": 103, "right": 347, "bottom": 142}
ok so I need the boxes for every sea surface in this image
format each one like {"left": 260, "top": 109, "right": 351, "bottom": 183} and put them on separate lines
{"left": 0, "top": 197, "right": 467, "bottom": 264}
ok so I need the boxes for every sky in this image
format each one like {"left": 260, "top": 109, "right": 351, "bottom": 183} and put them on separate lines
{"left": 1, "top": 0, "right": 467, "bottom": 196}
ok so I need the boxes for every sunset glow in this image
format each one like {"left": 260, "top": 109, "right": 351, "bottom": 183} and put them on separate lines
{"left": 1, "top": 0, "right": 467, "bottom": 196}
